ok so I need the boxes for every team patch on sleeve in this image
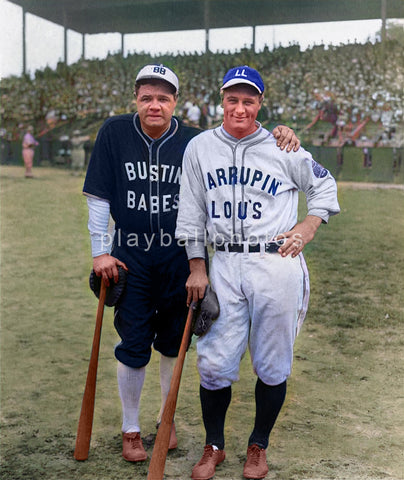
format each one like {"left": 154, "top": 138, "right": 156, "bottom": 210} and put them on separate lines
{"left": 311, "top": 160, "right": 328, "bottom": 178}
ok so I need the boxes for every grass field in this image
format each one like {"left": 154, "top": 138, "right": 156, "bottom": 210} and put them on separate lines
{"left": 1, "top": 165, "right": 403, "bottom": 480}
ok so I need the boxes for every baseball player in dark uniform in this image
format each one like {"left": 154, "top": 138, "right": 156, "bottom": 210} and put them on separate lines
{"left": 176, "top": 66, "right": 340, "bottom": 479}
{"left": 82, "top": 64, "right": 301, "bottom": 463}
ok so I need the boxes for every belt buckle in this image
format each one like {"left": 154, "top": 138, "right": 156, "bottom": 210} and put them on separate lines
{"left": 265, "top": 240, "right": 283, "bottom": 253}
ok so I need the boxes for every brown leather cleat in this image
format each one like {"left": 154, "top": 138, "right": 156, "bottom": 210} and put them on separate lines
{"left": 191, "top": 445, "right": 226, "bottom": 480}
{"left": 243, "top": 444, "right": 269, "bottom": 479}
{"left": 122, "top": 432, "right": 148, "bottom": 462}
{"left": 155, "top": 421, "right": 178, "bottom": 450}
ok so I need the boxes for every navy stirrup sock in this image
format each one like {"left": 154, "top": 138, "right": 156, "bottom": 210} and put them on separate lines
{"left": 248, "top": 378, "right": 287, "bottom": 449}
{"left": 200, "top": 384, "right": 232, "bottom": 450}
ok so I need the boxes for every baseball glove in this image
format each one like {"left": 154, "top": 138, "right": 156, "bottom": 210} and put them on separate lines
{"left": 192, "top": 285, "right": 220, "bottom": 336}
{"left": 89, "top": 266, "right": 128, "bottom": 307}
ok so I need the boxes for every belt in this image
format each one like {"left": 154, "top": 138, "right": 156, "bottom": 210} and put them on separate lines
{"left": 215, "top": 240, "right": 284, "bottom": 253}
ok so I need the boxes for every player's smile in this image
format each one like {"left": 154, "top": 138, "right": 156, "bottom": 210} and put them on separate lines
{"left": 222, "top": 85, "right": 262, "bottom": 139}
{"left": 233, "top": 115, "right": 248, "bottom": 122}
{"left": 136, "top": 83, "right": 177, "bottom": 138}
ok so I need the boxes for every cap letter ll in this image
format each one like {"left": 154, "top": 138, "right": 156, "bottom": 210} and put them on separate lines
{"left": 235, "top": 69, "right": 248, "bottom": 78}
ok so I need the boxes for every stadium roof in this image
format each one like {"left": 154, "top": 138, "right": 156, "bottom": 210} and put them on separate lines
{"left": 8, "top": 0, "right": 404, "bottom": 35}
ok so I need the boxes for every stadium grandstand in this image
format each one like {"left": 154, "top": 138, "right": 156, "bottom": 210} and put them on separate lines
{"left": 0, "top": 0, "right": 403, "bottom": 181}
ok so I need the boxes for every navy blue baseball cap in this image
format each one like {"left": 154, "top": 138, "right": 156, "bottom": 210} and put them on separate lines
{"left": 221, "top": 66, "right": 264, "bottom": 94}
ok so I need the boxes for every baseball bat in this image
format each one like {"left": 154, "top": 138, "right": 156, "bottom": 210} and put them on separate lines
{"left": 147, "top": 305, "right": 194, "bottom": 480}
{"left": 74, "top": 280, "right": 107, "bottom": 461}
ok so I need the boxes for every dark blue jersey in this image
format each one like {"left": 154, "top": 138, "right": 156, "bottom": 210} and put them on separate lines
{"left": 83, "top": 113, "right": 200, "bottom": 236}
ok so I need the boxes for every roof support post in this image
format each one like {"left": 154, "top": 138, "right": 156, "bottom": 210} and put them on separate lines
{"left": 205, "top": 29, "right": 210, "bottom": 52}
{"left": 204, "top": 0, "right": 210, "bottom": 52}
{"left": 121, "top": 32, "right": 125, "bottom": 57}
{"left": 64, "top": 26, "right": 67, "bottom": 64}
{"left": 82, "top": 33, "right": 85, "bottom": 60}
{"left": 252, "top": 25, "right": 256, "bottom": 52}
{"left": 380, "top": 0, "right": 387, "bottom": 73}
{"left": 62, "top": 7, "right": 67, "bottom": 64}
{"left": 381, "top": 0, "right": 387, "bottom": 43}
{"left": 22, "top": 7, "right": 26, "bottom": 75}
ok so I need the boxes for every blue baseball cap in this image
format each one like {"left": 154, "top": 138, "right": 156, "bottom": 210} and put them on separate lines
{"left": 221, "top": 66, "right": 264, "bottom": 94}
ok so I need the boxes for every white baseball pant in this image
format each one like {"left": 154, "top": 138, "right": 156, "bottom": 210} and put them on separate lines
{"left": 197, "top": 250, "right": 309, "bottom": 389}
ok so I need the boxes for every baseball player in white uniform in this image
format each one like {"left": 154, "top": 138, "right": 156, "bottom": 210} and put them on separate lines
{"left": 175, "top": 66, "right": 340, "bottom": 480}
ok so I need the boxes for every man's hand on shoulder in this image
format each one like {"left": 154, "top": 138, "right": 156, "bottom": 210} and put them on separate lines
{"left": 272, "top": 125, "right": 300, "bottom": 152}
{"left": 93, "top": 253, "right": 128, "bottom": 287}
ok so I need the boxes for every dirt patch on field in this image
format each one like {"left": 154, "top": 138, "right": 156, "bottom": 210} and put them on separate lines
{"left": 338, "top": 181, "right": 404, "bottom": 190}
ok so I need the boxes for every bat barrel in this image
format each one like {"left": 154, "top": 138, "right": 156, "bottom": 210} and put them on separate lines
{"left": 74, "top": 280, "right": 107, "bottom": 460}
{"left": 147, "top": 306, "right": 193, "bottom": 479}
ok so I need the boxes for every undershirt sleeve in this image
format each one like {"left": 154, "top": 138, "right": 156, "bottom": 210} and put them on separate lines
{"left": 87, "top": 196, "right": 112, "bottom": 257}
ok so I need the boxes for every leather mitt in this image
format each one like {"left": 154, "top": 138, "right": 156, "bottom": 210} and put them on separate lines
{"left": 192, "top": 285, "right": 220, "bottom": 336}
{"left": 89, "top": 265, "right": 128, "bottom": 307}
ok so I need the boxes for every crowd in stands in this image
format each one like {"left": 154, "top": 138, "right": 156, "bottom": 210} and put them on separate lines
{"left": 1, "top": 38, "right": 403, "bottom": 148}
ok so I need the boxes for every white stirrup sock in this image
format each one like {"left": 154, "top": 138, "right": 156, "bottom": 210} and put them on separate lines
{"left": 156, "top": 354, "right": 177, "bottom": 424}
{"left": 117, "top": 361, "right": 146, "bottom": 433}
